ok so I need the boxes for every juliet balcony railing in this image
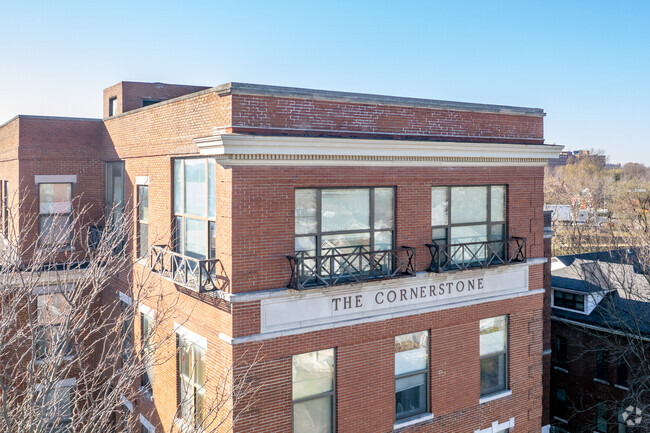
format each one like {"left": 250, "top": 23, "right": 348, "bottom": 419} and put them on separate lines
{"left": 286, "top": 245, "right": 416, "bottom": 290}
{"left": 426, "top": 237, "right": 526, "bottom": 273}
{"left": 149, "top": 245, "right": 228, "bottom": 293}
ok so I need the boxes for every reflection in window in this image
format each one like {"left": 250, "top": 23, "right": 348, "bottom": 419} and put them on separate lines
{"left": 480, "top": 316, "right": 508, "bottom": 397}
{"left": 36, "top": 292, "right": 72, "bottom": 359}
{"left": 292, "top": 348, "right": 335, "bottom": 433}
{"left": 295, "top": 187, "right": 394, "bottom": 276}
{"left": 553, "top": 290, "right": 585, "bottom": 312}
{"left": 178, "top": 335, "right": 206, "bottom": 427}
{"left": 395, "top": 331, "right": 429, "bottom": 421}
{"left": 141, "top": 313, "right": 153, "bottom": 394}
{"left": 173, "top": 158, "right": 216, "bottom": 259}
{"left": 39, "top": 183, "right": 72, "bottom": 247}
{"left": 39, "top": 384, "right": 73, "bottom": 432}
{"left": 137, "top": 185, "right": 149, "bottom": 258}
{"left": 431, "top": 185, "right": 506, "bottom": 265}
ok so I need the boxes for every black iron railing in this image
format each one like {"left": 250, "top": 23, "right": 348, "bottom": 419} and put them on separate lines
{"left": 286, "top": 246, "right": 416, "bottom": 290}
{"left": 149, "top": 245, "right": 228, "bottom": 293}
{"left": 426, "top": 237, "right": 526, "bottom": 273}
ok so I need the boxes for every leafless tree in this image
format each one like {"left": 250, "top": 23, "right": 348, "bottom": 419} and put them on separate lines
{"left": 0, "top": 188, "right": 258, "bottom": 433}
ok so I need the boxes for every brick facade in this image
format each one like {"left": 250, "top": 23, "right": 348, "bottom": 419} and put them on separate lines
{"left": 0, "top": 81, "right": 559, "bottom": 433}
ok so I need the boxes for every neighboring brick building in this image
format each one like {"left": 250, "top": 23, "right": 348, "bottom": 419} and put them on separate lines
{"left": 549, "top": 250, "right": 650, "bottom": 433}
{"left": 0, "top": 81, "right": 561, "bottom": 432}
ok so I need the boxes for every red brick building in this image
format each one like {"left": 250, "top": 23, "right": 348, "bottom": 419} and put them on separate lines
{"left": 0, "top": 81, "right": 561, "bottom": 432}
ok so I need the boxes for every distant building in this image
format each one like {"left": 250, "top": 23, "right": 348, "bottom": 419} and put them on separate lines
{"left": 548, "top": 150, "right": 607, "bottom": 169}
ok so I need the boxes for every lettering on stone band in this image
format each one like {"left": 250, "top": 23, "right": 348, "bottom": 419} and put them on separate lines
{"left": 331, "top": 277, "right": 484, "bottom": 312}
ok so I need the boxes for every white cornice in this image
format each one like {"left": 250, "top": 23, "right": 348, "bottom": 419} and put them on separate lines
{"left": 195, "top": 134, "right": 563, "bottom": 167}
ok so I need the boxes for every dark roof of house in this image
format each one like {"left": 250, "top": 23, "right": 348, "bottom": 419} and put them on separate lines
{"left": 551, "top": 249, "right": 650, "bottom": 337}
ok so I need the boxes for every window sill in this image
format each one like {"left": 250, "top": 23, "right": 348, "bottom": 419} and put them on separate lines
{"left": 614, "top": 384, "right": 629, "bottom": 391}
{"left": 553, "top": 366, "right": 568, "bottom": 373}
{"left": 593, "top": 378, "right": 610, "bottom": 385}
{"left": 393, "top": 413, "right": 434, "bottom": 430}
{"left": 479, "top": 389, "right": 512, "bottom": 404}
{"left": 553, "top": 416, "right": 569, "bottom": 424}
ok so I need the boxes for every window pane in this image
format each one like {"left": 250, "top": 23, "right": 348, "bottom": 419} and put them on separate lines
{"left": 292, "top": 349, "right": 334, "bottom": 400}
{"left": 174, "top": 160, "right": 183, "bottom": 214}
{"left": 431, "top": 187, "right": 448, "bottom": 226}
{"left": 209, "top": 221, "right": 216, "bottom": 259}
{"left": 491, "top": 186, "right": 505, "bottom": 222}
{"left": 450, "top": 224, "right": 487, "bottom": 245}
{"left": 374, "top": 188, "right": 394, "bottom": 230}
{"left": 139, "top": 186, "right": 148, "bottom": 222}
{"left": 374, "top": 231, "right": 393, "bottom": 251}
{"left": 431, "top": 227, "right": 447, "bottom": 243}
{"left": 185, "top": 218, "right": 207, "bottom": 259}
{"left": 451, "top": 187, "right": 487, "bottom": 224}
{"left": 395, "top": 331, "right": 428, "bottom": 375}
{"left": 208, "top": 158, "right": 216, "bottom": 219}
{"left": 39, "top": 184, "right": 72, "bottom": 214}
{"left": 194, "top": 345, "right": 206, "bottom": 387}
{"left": 480, "top": 353, "right": 507, "bottom": 395}
{"left": 293, "top": 396, "right": 332, "bottom": 433}
{"left": 295, "top": 189, "right": 318, "bottom": 235}
{"left": 184, "top": 159, "right": 207, "bottom": 217}
{"left": 395, "top": 373, "right": 426, "bottom": 419}
{"left": 295, "top": 236, "right": 316, "bottom": 253}
{"left": 39, "top": 215, "right": 72, "bottom": 245}
{"left": 491, "top": 224, "right": 505, "bottom": 241}
{"left": 174, "top": 216, "right": 183, "bottom": 253}
{"left": 480, "top": 316, "right": 507, "bottom": 356}
{"left": 321, "top": 189, "right": 369, "bottom": 232}
{"left": 38, "top": 293, "right": 70, "bottom": 323}
{"left": 321, "top": 232, "right": 370, "bottom": 253}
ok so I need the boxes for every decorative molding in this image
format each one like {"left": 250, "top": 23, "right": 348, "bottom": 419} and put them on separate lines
{"left": 195, "top": 134, "right": 563, "bottom": 167}
{"left": 34, "top": 175, "right": 77, "bottom": 184}
{"left": 139, "top": 414, "right": 156, "bottom": 433}
{"left": 174, "top": 322, "right": 208, "bottom": 351}
{"left": 118, "top": 291, "right": 133, "bottom": 305}
{"left": 135, "top": 176, "right": 149, "bottom": 186}
{"left": 474, "top": 416, "right": 515, "bottom": 433}
{"left": 121, "top": 396, "right": 133, "bottom": 412}
{"left": 139, "top": 303, "right": 154, "bottom": 319}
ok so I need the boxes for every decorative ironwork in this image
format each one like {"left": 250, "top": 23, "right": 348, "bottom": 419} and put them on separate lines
{"left": 286, "top": 246, "right": 416, "bottom": 290}
{"left": 149, "top": 245, "right": 228, "bottom": 293}
{"left": 426, "top": 237, "right": 526, "bottom": 273}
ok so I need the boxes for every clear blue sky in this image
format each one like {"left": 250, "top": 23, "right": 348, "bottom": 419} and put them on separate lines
{"left": 2, "top": 1, "right": 648, "bottom": 165}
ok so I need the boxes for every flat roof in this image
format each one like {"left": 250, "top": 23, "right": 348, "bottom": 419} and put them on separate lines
{"left": 214, "top": 82, "right": 546, "bottom": 117}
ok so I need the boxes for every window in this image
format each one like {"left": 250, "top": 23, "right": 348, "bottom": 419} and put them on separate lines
{"left": 120, "top": 299, "right": 133, "bottom": 364}
{"left": 292, "top": 348, "right": 335, "bottom": 433}
{"left": 36, "top": 292, "right": 72, "bottom": 359}
{"left": 109, "top": 97, "right": 117, "bottom": 116}
{"left": 139, "top": 414, "right": 155, "bottom": 433}
{"left": 618, "top": 406, "right": 628, "bottom": 433}
{"left": 141, "top": 313, "right": 153, "bottom": 394}
{"left": 395, "top": 331, "right": 429, "bottom": 421}
{"left": 294, "top": 187, "right": 395, "bottom": 276}
{"left": 173, "top": 158, "right": 216, "bottom": 259}
{"left": 142, "top": 99, "right": 163, "bottom": 107}
{"left": 177, "top": 334, "right": 206, "bottom": 427}
{"left": 38, "top": 382, "right": 73, "bottom": 433}
{"left": 138, "top": 185, "right": 149, "bottom": 258}
{"left": 1, "top": 180, "right": 8, "bottom": 237}
{"left": 596, "top": 401, "right": 608, "bottom": 433}
{"left": 480, "top": 316, "right": 508, "bottom": 397}
{"left": 39, "top": 183, "right": 72, "bottom": 247}
{"left": 617, "top": 357, "right": 628, "bottom": 387}
{"left": 596, "top": 349, "right": 609, "bottom": 382}
{"left": 554, "top": 386, "right": 568, "bottom": 420}
{"left": 555, "top": 336, "right": 568, "bottom": 369}
{"left": 431, "top": 185, "right": 506, "bottom": 265}
{"left": 105, "top": 161, "right": 125, "bottom": 224}
{"left": 553, "top": 290, "right": 585, "bottom": 312}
